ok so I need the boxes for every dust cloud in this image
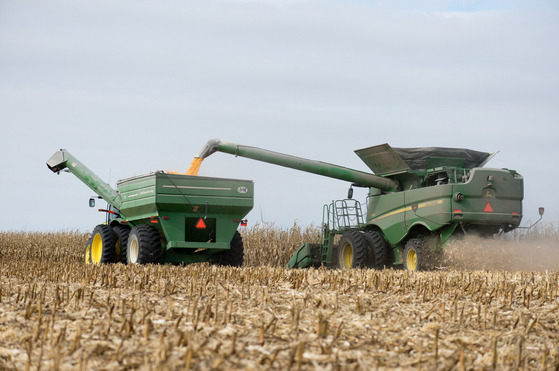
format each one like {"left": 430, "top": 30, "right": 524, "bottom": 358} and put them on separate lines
{"left": 441, "top": 234, "right": 559, "bottom": 272}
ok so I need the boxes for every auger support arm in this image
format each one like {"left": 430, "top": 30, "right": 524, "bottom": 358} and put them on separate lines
{"left": 46, "top": 149, "right": 123, "bottom": 209}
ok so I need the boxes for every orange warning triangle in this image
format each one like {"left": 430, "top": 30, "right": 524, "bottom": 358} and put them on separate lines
{"left": 484, "top": 202, "right": 493, "bottom": 212}
{"left": 195, "top": 218, "right": 207, "bottom": 229}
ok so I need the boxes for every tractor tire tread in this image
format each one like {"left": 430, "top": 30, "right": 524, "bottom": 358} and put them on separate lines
{"left": 338, "top": 231, "right": 369, "bottom": 268}
{"left": 91, "top": 224, "right": 116, "bottom": 264}
{"left": 404, "top": 238, "right": 425, "bottom": 271}
{"left": 216, "top": 230, "right": 244, "bottom": 267}
{"left": 132, "top": 224, "right": 162, "bottom": 264}
{"left": 113, "top": 225, "right": 131, "bottom": 264}
{"left": 362, "top": 231, "right": 388, "bottom": 270}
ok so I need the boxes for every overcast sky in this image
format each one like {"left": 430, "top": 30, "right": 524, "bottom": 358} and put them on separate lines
{"left": 1, "top": 0, "right": 558, "bottom": 232}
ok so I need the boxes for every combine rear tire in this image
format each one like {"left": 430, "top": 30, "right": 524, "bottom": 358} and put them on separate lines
{"left": 403, "top": 238, "right": 424, "bottom": 271}
{"left": 403, "top": 237, "right": 442, "bottom": 271}
{"left": 337, "top": 231, "right": 368, "bottom": 269}
{"left": 90, "top": 225, "right": 117, "bottom": 264}
{"left": 216, "top": 231, "right": 244, "bottom": 267}
{"left": 113, "top": 225, "right": 131, "bottom": 264}
{"left": 363, "top": 231, "right": 388, "bottom": 270}
{"left": 126, "top": 225, "right": 162, "bottom": 264}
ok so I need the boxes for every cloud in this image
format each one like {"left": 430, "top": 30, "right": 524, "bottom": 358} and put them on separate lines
{"left": 0, "top": 0, "right": 558, "bottom": 231}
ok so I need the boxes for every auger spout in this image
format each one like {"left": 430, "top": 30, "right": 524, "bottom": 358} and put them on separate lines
{"left": 46, "top": 149, "right": 123, "bottom": 209}
{"left": 191, "top": 139, "right": 399, "bottom": 191}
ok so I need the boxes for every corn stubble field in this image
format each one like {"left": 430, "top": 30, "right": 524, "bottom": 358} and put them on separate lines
{"left": 1, "top": 224, "right": 559, "bottom": 370}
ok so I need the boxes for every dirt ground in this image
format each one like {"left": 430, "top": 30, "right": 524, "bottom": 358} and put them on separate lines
{"left": 1, "top": 232, "right": 559, "bottom": 370}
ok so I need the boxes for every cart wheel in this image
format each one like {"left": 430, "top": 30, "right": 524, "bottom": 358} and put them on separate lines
{"left": 126, "top": 225, "right": 162, "bottom": 264}
{"left": 216, "top": 231, "right": 244, "bottom": 267}
{"left": 84, "top": 236, "right": 92, "bottom": 264}
{"left": 362, "top": 231, "right": 388, "bottom": 270}
{"left": 337, "top": 231, "right": 368, "bottom": 269}
{"left": 113, "top": 225, "right": 131, "bottom": 264}
{"left": 90, "top": 225, "right": 117, "bottom": 264}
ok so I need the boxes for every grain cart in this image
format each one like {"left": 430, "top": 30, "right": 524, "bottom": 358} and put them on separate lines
{"left": 189, "top": 139, "right": 533, "bottom": 271}
{"left": 46, "top": 150, "right": 253, "bottom": 266}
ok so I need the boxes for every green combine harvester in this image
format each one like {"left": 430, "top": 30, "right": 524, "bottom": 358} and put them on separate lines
{"left": 190, "top": 139, "right": 541, "bottom": 271}
{"left": 47, "top": 150, "right": 253, "bottom": 266}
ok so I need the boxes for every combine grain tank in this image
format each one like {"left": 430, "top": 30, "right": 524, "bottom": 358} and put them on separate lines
{"left": 46, "top": 150, "right": 253, "bottom": 266}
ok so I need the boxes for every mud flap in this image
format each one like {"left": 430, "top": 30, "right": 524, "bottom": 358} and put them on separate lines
{"left": 440, "top": 223, "right": 460, "bottom": 245}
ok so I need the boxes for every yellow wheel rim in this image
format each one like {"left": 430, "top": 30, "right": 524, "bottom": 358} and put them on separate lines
{"left": 406, "top": 249, "right": 417, "bottom": 271}
{"left": 128, "top": 236, "right": 139, "bottom": 263}
{"left": 91, "top": 233, "right": 103, "bottom": 264}
{"left": 84, "top": 244, "right": 91, "bottom": 264}
{"left": 341, "top": 243, "right": 353, "bottom": 268}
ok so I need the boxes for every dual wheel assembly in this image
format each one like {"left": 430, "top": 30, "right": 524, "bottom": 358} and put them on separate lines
{"left": 336, "top": 231, "right": 441, "bottom": 271}
{"left": 84, "top": 225, "right": 245, "bottom": 266}
{"left": 84, "top": 224, "right": 162, "bottom": 265}
{"left": 337, "top": 230, "right": 388, "bottom": 270}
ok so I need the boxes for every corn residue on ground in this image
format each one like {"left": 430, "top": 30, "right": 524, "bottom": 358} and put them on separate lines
{"left": 1, "top": 228, "right": 558, "bottom": 370}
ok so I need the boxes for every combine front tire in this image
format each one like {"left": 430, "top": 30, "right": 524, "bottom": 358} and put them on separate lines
{"left": 337, "top": 231, "right": 368, "bottom": 269}
{"left": 126, "top": 225, "right": 162, "bottom": 264}
{"left": 363, "top": 231, "right": 388, "bottom": 270}
{"left": 216, "top": 231, "right": 244, "bottom": 267}
{"left": 90, "top": 225, "right": 117, "bottom": 264}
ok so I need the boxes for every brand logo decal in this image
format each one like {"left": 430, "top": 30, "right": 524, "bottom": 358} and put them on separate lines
{"left": 483, "top": 189, "right": 495, "bottom": 199}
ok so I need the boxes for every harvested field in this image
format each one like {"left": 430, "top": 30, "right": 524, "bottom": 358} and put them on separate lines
{"left": 1, "top": 226, "right": 559, "bottom": 370}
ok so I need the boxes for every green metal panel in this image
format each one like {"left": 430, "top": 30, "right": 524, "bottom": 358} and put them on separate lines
{"left": 116, "top": 172, "right": 253, "bottom": 252}
{"left": 117, "top": 173, "right": 158, "bottom": 222}
{"left": 286, "top": 243, "right": 313, "bottom": 268}
{"left": 450, "top": 168, "right": 523, "bottom": 227}
{"left": 366, "top": 192, "right": 406, "bottom": 245}
{"left": 354, "top": 143, "right": 411, "bottom": 176}
{"left": 286, "top": 243, "right": 321, "bottom": 268}
{"left": 403, "top": 185, "right": 453, "bottom": 235}
{"left": 167, "top": 241, "right": 230, "bottom": 249}
{"left": 439, "top": 223, "right": 460, "bottom": 244}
